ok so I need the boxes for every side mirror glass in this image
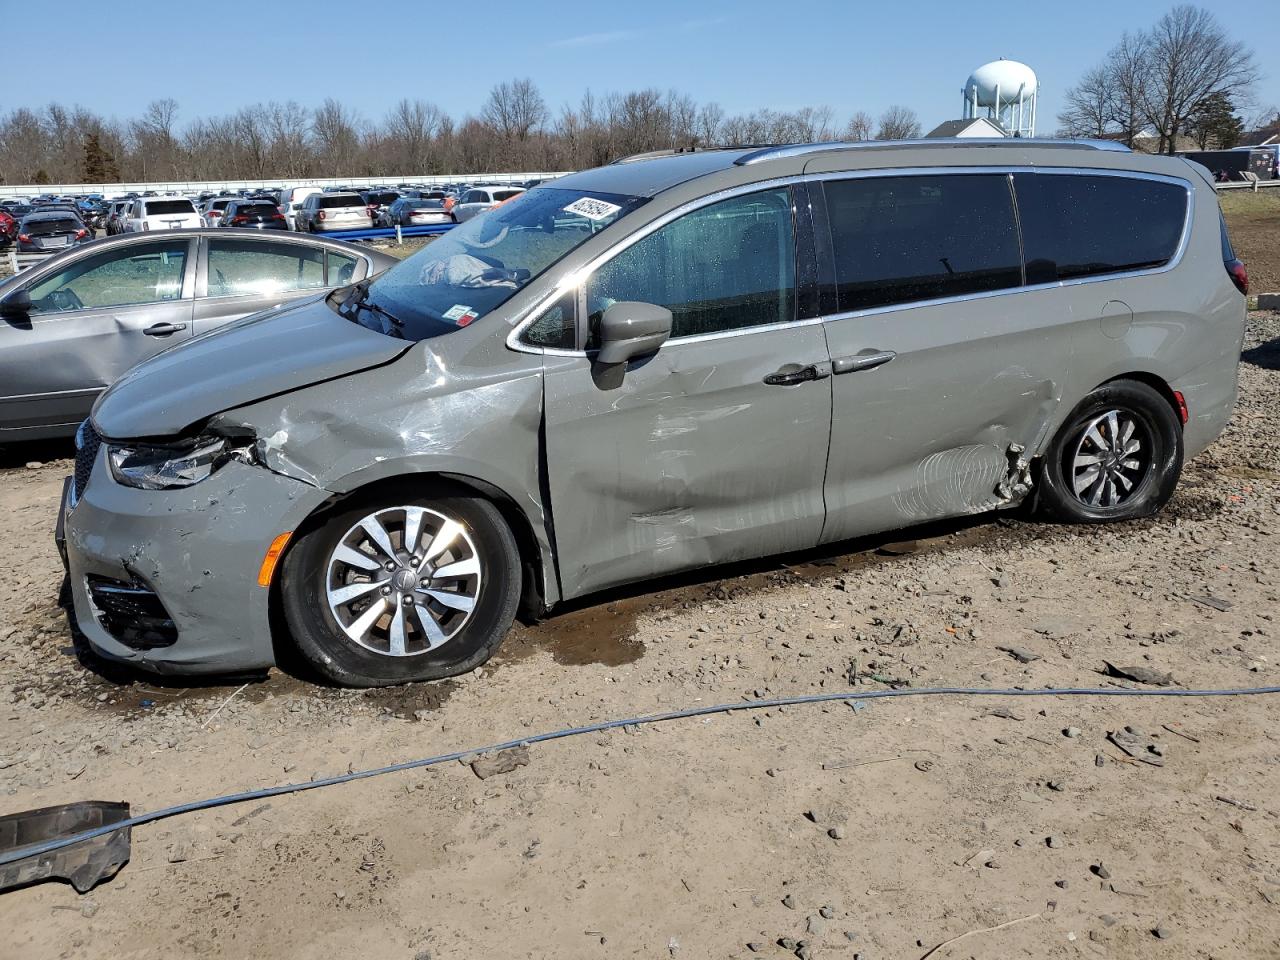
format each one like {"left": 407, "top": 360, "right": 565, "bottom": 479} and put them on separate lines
{"left": 596, "top": 301, "right": 672, "bottom": 365}
{"left": 0, "top": 288, "right": 31, "bottom": 317}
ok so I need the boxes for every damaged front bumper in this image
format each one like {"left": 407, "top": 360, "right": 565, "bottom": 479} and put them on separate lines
{"left": 61, "top": 444, "right": 327, "bottom": 675}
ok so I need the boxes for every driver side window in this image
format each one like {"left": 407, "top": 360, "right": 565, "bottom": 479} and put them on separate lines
{"left": 26, "top": 241, "right": 189, "bottom": 314}
{"left": 585, "top": 188, "right": 796, "bottom": 347}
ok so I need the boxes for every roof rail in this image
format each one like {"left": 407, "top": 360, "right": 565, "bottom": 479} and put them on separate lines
{"left": 611, "top": 145, "right": 771, "bottom": 165}
{"left": 734, "top": 138, "right": 1132, "bottom": 165}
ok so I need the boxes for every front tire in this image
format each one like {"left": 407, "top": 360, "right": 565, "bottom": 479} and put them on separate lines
{"left": 281, "top": 486, "right": 521, "bottom": 686}
{"left": 1034, "top": 379, "right": 1182, "bottom": 523}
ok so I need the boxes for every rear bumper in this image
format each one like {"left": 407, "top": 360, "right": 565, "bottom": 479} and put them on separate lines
{"left": 313, "top": 220, "right": 373, "bottom": 232}
{"left": 62, "top": 448, "right": 327, "bottom": 676}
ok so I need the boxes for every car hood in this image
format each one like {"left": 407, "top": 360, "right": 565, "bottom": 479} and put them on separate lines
{"left": 92, "top": 294, "right": 412, "bottom": 440}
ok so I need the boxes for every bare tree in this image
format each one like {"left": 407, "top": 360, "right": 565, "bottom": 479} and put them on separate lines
{"left": 386, "top": 99, "right": 444, "bottom": 172}
{"left": 1058, "top": 64, "right": 1114, "bottom": 137}
{"left": 1138, "top": 6, "right": 1258, "bottom": 153}
{"left": 843, "top": 111, "right": 874, "bottom": 141}
{"left": 481, "top": 79, "right": 548, "bottom": 142}
{"left": 312, "top": 98, "right": 362, "bottom": 175}
{"left": 876, "top": 105, "right": 921, "bottom": 140}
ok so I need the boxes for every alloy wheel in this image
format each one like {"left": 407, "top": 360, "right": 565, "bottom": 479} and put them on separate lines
{"left": 325, "top": 506, "right": 482, "bottom": 656}
{"left": 1069, "top": 409, "right": 1152, "bottom": 508}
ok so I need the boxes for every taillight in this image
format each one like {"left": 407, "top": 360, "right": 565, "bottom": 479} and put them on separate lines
{"left": 74, "top": 229, "right": 88, "bottom": 239}
{"left": 17, "top": 233, "right": 30, "bottom": 242}
{"left": 317, "top": 210, "right": 326, "bottom": 221}
{"left": 230, "top": 215, "right": 249, "bottom": 225}
{"left": 1226, "top": 259, "right": 1248, "bottom": 296}
{"left": 272, "top": 212, "right": 285, "bottom": 221}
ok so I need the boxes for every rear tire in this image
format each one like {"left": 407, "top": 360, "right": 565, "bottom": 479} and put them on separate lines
{"left": 1034, "top": 379, "right": 1182, "bottom": 523}
{"left": 281, "top": 485, "right": 521, "bottom": 687}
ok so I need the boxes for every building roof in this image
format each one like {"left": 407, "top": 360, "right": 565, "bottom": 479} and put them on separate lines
{"left": 925, "top": 118, "right": 1007, "bottom": 138}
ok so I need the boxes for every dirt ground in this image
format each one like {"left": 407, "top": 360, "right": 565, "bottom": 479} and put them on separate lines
{"left": 0, "top": 303, "right": 1277, "bottom": 958}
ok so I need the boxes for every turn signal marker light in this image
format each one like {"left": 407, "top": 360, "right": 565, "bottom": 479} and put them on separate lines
{"left": 257, "top": 532, "right": 293, "bottom": 587}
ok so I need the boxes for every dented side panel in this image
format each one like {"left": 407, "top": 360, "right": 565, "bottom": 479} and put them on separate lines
{"left": 543, "top": 326, "right": 832, "bottom": 600}
{"left": 212, "top": 338, "right": 560, "bottom": 605}
{"left": 819, "top": 284, "right": 1075, "bottom": 543}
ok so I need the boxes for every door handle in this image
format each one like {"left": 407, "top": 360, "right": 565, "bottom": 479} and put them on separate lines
{"left": 832, "top": 350, "right": 897, "bottom": 375}
{"left": 763, "top": 362, "right": 831, "bottom": 386}
{"left": 143, "top": 322, "right": 187, "bottom": 337}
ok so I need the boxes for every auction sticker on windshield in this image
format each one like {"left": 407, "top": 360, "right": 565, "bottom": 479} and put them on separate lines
{"left": 443, "top": 304, "right": 478, "bottom": 326}
{"left": 563, "top": 197, "right": 622, "bottom": 221}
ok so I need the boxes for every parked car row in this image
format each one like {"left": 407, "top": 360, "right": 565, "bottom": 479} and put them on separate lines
{"left": 2, "top": 179, "right": 540, "bottom": 249}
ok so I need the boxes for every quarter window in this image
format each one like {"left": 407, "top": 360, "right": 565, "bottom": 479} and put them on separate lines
{"left": 207, "top": 238, "right": 324, "bottom": 297}
{"left": 522, "top": 292, "right": 577, "bottom": 349}
{"left": 26, "top": 241, "right": 189, "bottom": 313}
{"left": 1014, "top": 173, "right": 1187, "bottom": 284}
{"left": 326, "top": 250, "right": 362, "bottom": 286}
{"left": 586, "top": 188, "right": 796, "bottom": 343}
{"left": 823, "top": 174, "right": 1022, "bottom": 312}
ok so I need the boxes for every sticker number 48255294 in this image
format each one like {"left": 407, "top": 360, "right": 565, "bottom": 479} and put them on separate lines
{"left": 563, "top": 197, "right": 622, "bottom": 222}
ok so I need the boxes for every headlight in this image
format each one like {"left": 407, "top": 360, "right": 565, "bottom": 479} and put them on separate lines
{"left": 108, "top": 436, "right": 231, "bottom": 490}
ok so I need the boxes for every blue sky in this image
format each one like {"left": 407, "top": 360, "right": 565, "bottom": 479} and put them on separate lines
{"left": 8, "top": 0, "right": 1277, "bottom": 132}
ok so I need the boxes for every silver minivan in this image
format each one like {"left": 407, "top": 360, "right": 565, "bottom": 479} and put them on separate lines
{"left": 61, "top": 140, "right": 1247, "bottom": 686}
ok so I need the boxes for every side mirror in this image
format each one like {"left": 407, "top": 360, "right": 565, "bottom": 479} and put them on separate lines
{"left": 597, "top": 301, "right": 672, "bottom": 365}
{"left": 0, "top": 289, "right": 31, "bottom": 317}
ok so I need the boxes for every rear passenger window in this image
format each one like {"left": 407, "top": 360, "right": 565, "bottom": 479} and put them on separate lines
{"left": 207, "top": 238, "right": 324, "bottom": 297}
{"left": 586, "top": 188, "right": 796, "bottom": 342}
{"left": 1014, "top": 173, "right": 1187, "bottom": 284}
{"left": 824, "top": 174, "right": 1021, "bottom": 311}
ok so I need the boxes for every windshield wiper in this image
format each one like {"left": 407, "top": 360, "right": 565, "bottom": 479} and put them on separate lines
{"left": 334, "top": 279, "right": 404, "bottom": 329}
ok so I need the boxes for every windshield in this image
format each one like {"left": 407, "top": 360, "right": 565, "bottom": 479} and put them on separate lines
{"left": 341, "top": 187, "right": 645, "bottom": 340}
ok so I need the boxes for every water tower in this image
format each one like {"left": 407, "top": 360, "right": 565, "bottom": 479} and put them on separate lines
{"left": 962, "top": 59, "right": 1039, "bottom": 137}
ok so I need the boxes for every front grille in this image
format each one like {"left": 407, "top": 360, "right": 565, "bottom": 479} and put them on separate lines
{"left": 73, "top": 420, "right": 101, "bottom": 503}
{"left": 85, "top": 575, "right": 178, "bottom": 649}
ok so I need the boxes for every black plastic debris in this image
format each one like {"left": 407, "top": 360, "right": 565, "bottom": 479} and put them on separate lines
{"left": 0, "top": 801, "right": 131, "bottom": 894}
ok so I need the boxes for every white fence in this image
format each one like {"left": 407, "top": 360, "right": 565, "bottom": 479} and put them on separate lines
{"left": 0, "top": 171, "right": 571, "bottom": 200}
{"left": 1214, "top": 178, "right": 1280, "bottom": 192}
{"left": 3, "top": 249, "right": 55, "bottom": 275}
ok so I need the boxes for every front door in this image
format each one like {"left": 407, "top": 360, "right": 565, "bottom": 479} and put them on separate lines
{"left": 0, "top": 238, "right": 195, "bottom": 437}
{"left": 812, "top": 172, "right": 1070, "bottom": 543}
{"left": 542, "top": 186, "right": 832, "bottom": 599}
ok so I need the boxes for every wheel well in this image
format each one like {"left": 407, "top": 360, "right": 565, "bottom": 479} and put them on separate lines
{"left": 276, "top": 471, "right": 548, "bottom": 615}
{"left": 1102, "top": 372, "right": 1182, "bottom": 426}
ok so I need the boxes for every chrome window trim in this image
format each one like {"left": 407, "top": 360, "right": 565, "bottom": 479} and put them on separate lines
{"left": 506, "top": 166, "right": 1194, "bottom": 356}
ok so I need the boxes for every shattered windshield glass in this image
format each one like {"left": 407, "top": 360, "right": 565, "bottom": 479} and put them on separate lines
{"left": 336, "top": 187, "right": 646, "bottom": 340}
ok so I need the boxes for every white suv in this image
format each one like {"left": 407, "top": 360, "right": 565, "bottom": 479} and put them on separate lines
{"left": 125, "top": 196, "right": 202, "bottom": 232}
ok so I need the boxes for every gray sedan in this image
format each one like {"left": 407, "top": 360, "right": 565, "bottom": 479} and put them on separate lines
{"left": 0, "top": 229, "right": 397, "bottom": 442}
